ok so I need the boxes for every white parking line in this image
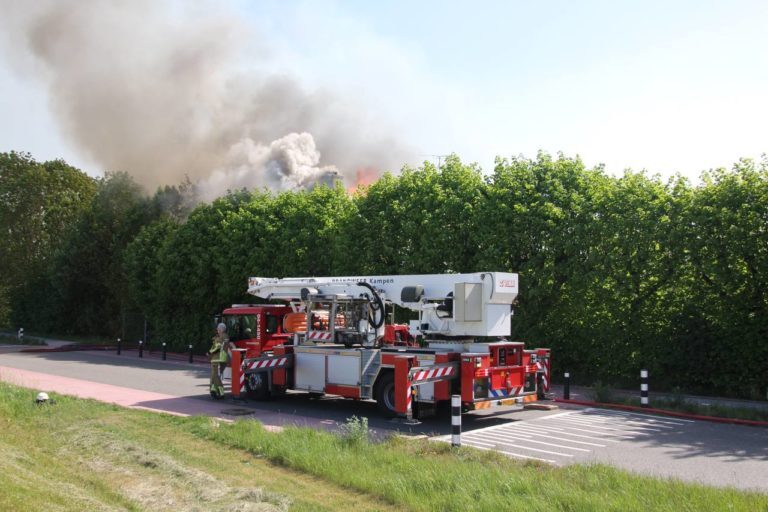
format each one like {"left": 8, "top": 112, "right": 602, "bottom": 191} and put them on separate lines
{"left": 593, "top": 408, "right": 694, "bottom": 423}
{"left": 556, "top": 414, "right": 659, "bottom": 427}
{"left": 506, "top": 423, "right": 621, "bottom": 442}
{"left": 567, "top": 419, "right": 664, "bottom": 433}
{"left": 466, "top": 431, "right": 592, "bottom": 452}
{"left": 535, "top": 421, "right": 638, "bottom": 439}
{"left": 438, "top": 407, "right": 694, "bottom": 465}
{"left": 614, "top": 419, "right": 676, "bottom": 429}
{"left": 464, "top": 437, "right": 575, "bottom": 458}
{"left": 465, "top": 442, "right": 557, "bottom": 464}
{"left": 567, "top": 414, "right": 671, "bottom": 430}
{"left": 563, "top": 420, "right": 663, "bottom": 433}
{"left": 499, "top": 427, "right": 607, "bottom": 447}
{"left": 454, "top": 409, "right": 583, "bottom": 435}
{"left": 549, "top": 418, "right": 651, "bottom": 434}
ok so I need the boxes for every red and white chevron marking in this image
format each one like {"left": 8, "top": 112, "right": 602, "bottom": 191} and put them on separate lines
{"left": 247, "top": 357, "right": 289, "bottom": 370}
{"left": 406, "top": 384, "right": 412, "bottom": 413}
{"left": 489, "top": 386, "right": 521, "bottom": 398}
{"left": 411, "top": 366, "right": 455, "bottom": 382}
{"left": 536, "top": 361, "right": 549, "bottom": 389}
{"left": 306, "top": 331, "right": 333, "bottom": 341}
{"left": 239, "top": 372, "right": 246, "bottom": 393}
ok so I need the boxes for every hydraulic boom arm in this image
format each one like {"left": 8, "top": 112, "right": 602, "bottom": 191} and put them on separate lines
{"left": 247, "top": 272, "right": 519, "bottom": 338}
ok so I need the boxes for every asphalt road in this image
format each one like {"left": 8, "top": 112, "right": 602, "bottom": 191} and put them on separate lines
{"left": 1, "top": 346, "right": 766, "bottom": 493}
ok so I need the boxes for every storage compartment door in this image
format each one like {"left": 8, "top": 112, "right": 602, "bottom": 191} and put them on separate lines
{"left": 294, "top": 352, "right": 326, "bottom": 391}
{"left": 327, "top": 353, "right": 361, "bottom": 386}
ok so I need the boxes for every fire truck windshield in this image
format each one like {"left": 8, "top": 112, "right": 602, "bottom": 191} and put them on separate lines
{"left": 224, "top": 314, "right": 256, "bottom": 341}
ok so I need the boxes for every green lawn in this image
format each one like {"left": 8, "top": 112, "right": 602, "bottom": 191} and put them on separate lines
{"left": 0, "top": 383, "right": 397, "bottom": 511}
{"left": 1, "top": 381, "right": 765, "bottom": 511}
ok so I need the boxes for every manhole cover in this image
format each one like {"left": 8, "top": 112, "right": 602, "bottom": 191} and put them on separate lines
{"left": 221, "top": 408, "right": 254, "bottom": 416}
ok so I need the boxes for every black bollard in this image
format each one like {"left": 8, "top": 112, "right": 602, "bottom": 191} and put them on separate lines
{"left": 117, "top": 338, "right": 121, "bottom": 355}
{"left": 138, "top": 340, "right": 143, "bottom": 358}
{"left": 564, "top": 372, "right": 571, "bottom": 400}
{"left": 640, "top": 369, "right": 649, "bottom": 407}
{"left": 162, "top": 342, "right": 167, "bottom": 361}
{"left": 188, "top": 344, "right": 193, "bottom": 363}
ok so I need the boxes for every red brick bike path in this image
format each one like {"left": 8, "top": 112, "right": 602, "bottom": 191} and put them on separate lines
{"left": 0, "top": 364, "right": 327, "bottom": 432}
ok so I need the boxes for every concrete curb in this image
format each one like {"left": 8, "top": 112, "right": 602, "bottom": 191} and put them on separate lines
{"left": 20, "top": 345, "right": 207, "bottom": 364}
{"left": 21, "top": 344, "right": 114, "bottom": 353}
{"left": 554, "top": 398, "right": 768, "bottom": 428}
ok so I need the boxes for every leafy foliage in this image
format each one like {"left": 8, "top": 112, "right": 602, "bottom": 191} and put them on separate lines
{"left": 0, "top": 152, "right": 96, "bottom": 327}
{"left": 5, "top": 150, "right": 767, "bottom": 398}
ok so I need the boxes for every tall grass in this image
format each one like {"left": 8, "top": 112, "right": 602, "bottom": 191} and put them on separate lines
{"left": 0, "top": 383, "right": 395, "bottom": 511}
{"left": 184, "top": 415, "right": 767, "bottom": 512}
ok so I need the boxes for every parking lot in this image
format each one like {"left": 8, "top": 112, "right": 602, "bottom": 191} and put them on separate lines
{"left": 436, "top": 406, "right": 767, "bottom": 492}
{"left": 441, "top": 408, "right": 693, "bottom": 464}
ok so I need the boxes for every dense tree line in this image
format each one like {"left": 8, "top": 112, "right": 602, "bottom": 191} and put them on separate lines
{"left": 1, "top": 151, "right": 766, "bottom": 398}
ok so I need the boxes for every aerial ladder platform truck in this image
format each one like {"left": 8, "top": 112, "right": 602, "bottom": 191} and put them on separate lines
{"left": 228, "top": 272, "right": 551, "bottom": 418}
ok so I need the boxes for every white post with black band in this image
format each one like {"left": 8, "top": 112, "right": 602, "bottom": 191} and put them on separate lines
{"left": 451, "top": 394, "right": 461, "bottom": 447}
{"left": 640, "top": 369, "right": 649, "bottom": 407}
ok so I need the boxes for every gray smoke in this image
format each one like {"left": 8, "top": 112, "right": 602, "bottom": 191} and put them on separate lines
{"left": 0, "top": 0, "right": 414, "bottom": 197}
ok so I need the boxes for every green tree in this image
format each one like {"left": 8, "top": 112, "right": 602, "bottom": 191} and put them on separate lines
{"left": 0, "top": 151, "right": 96, "bottom": 327}
{"left": 581, "top": 171, "right": 685, "bottom": 384}
{"left": 46, "top": 172, "right": 151, "bottom": 336}
{"left": 347, "top": 155, "right": 485, "bottom": 274}
{"left": 145, "top": 190, "right": 257, "bottom": 349}
{"left": 474, "top": 153, "right": 606, "bottom": 375}
{"left": 673, "top": 158, "right": 768, "bottom": 397}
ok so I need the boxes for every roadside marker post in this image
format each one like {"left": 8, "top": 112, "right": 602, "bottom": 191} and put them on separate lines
{"left": 162, "top": 342, "right": 167, "bottom": 361}
{"left": 564, "top": 372, "right": 570, "bottom": 400}
{"left": 138, "top": 340, "right": 143, "bottom": 358}
{"left": 116, "top": 338, "right": 121, "bottom": 355}
{"left": 640, "top": 369, "right": 649, "bottom": 407}
{"left": 451, "top": 394, "right": 461, "bottom": 447}
{"left": 231, "top": 349, "right": 243, "bottom": 398}
{"left": 188, "top": 344, "right": 193, "bottom": 363}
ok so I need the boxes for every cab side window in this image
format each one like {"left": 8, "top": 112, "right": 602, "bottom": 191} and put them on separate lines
{"left": 265, "top": 314, "right": 278, "bottom": 334}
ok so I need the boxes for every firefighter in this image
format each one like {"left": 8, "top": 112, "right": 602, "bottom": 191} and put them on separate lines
{"left": 208, "top": 322, "right": 228, "bottom": 398}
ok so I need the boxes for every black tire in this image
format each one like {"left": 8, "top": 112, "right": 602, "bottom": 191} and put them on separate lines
{"left": 245, "top": 371, "right": 270, "bottom": 401}
{"left": 374, "top": 371, "right": 397, "bottom": 417}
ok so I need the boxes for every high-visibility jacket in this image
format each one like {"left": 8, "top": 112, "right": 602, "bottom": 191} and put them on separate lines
{"left": 208, "top": 333, "right": 229, "bottom": 364}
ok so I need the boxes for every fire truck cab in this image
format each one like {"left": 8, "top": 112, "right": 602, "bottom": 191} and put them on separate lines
{"left": 220, "top": 304, "right": 293, "bottom": 358}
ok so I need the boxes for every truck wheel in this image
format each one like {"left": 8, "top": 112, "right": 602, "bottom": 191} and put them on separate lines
{"left": 246, "top": 371, "right": 270, "bottom": 401}
{"left": 374, "top": 372, "right": 397, "bottom": 417}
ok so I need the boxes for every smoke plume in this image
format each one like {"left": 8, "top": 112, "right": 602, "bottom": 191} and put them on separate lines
{"left": 1, "top": 1, "right": 413, "bottom": 197}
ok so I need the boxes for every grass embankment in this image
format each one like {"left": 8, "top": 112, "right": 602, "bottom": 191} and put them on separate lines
{"left": 0, "top": 382, "right": 395, "bottom": 512}
{"left": 1, "top": 382, "right": 765, "bottom": 511}
{"left": 590, "top": 383, "right": 768, "bottom": 422}
{"left": 0, "top": 332, "right": 46, "bottom": 346}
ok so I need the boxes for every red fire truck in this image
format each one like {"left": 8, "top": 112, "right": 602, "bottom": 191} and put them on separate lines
{"left": 226, "top": 272, "right": 550, "bottom": 418}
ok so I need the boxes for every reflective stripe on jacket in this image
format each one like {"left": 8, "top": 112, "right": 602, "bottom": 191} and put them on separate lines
{"left": 209, "top": 333, "right": 229, "bottom": 364}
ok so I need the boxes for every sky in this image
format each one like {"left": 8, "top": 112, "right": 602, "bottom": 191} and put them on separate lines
{"left": 1, "top": 0, "right": 767, "bottom": 185}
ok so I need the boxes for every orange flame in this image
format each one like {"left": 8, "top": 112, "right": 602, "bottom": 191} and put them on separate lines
{"left": 347, "top": 167, "right": 380, "bottom": 194}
